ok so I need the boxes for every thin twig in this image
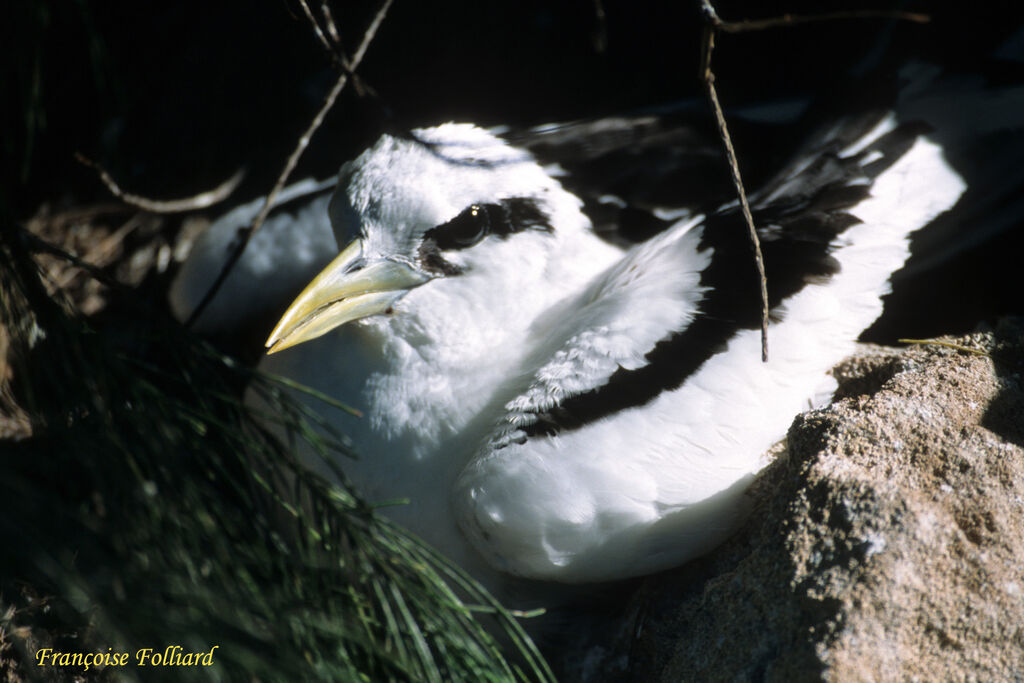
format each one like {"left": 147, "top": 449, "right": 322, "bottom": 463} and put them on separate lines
{"left": 75, "top": 154, "right": 245, "bottom": 214}
{"left": 714, "top": 9, "right": 928, "bottom": 33}
{"left": 54, "top": 214, "right": 146, "bottom": 290}
{"left": 346, "top": 0, "right": 391, "bottom": 70}
{"left": 898, "top": 339, "right": 988, "bottom": 357}
{"left": 695, "top": 1, "right": 930, "bottom": 363}
{"left": 698, "top": 18, "right": 770, "bottom": 362}
{"left": 186, "top": 0, "right": 393, "bottom": 328}
{"left": 298, "top": 0, "right": 370, "bottom": 97}
{"left": 320, "top": 1, "right": 342, "bottom": 46}
{"left": 21, "top": 229, "right": 126, "bottom": 292}
{"left": 297, "top": 0, "right": 334, "bottom": 54}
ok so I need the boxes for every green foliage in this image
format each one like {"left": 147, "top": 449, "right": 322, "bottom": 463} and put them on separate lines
{"left": 0, "top": 234, "right": 553, "bottom": 682}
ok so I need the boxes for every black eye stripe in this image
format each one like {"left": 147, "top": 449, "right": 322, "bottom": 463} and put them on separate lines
{"left": 424, "top": 197, "right": 553, "bottom": 252}
{"left": 488, "top": 197, "right": 552, "bottom": 237}
{"left": 417, "top": 197, "right": 553, "bottom": 275}
{"left": 429, "top": 204, "right": 491, "bottom": 250}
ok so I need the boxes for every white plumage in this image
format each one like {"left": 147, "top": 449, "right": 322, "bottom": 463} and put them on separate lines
{"left": 172, "top": 104, "right": 966, "bottom": 590}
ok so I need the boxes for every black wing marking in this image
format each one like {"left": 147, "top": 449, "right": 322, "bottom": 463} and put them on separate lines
{"left": 504, "top": 100, "right": 812, "bottom": 245}
{"left": 519, "top": 117, "right": 931, "bottom": 439}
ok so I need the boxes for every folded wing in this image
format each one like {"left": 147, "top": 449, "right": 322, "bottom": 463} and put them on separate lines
{"left": 455, "top": 113, "right": 966, "bottom": 582}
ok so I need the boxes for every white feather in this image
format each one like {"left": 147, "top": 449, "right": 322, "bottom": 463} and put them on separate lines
{"left": 174, "top": 116, "right": 966, "bottom": 590}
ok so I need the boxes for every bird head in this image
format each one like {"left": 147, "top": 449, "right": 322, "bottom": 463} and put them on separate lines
{"left": 265, "top": 124, "right": 592, "bottom": 354}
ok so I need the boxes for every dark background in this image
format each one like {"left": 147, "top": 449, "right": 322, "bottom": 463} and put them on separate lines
{"left": 3, "top": 5, "right": 1022, "bottom": 678}
{"left": 7, "top": 1, "right": 1020, "bottom": 205}
{"left": 4, "top": 0, "right": 1024, "bottom": 335}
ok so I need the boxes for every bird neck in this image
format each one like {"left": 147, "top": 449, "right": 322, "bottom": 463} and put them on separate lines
{"left": 359, "top": 225, "right": 623, "bottom": 459}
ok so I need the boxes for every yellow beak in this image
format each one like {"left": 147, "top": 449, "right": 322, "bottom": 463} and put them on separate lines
{"left": 265, "top": 239, "right": 429, "bottom": 354}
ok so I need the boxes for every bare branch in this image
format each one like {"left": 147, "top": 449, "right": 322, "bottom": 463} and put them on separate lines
{"left": 320, "top": 1, "right": 342, "bottom": 46}
{"left": 21, "top": 229, "right": 126, "bottom": 292}
{"left": 54, "top": 214, "right": 145, "bottom": 290}
{"left": 898, "top": 339, "right": 988, "bottom": 357}
{"left": 185, "top": 0, "right": 394, "bottom": 328}
{"left": 698, "top": 22, "right": 770, "bottom": 362}
{"left": 298, "top": 1, "right": 371, "bottom": 98}
{"left": 75, "top": 154, "right": 245, "bottom": 214}
{"left": 348, "top": 0, "right": 391, "bottom": 68}
{"left": 694, "top": 1, "right": 928, "bottom": 363}
{"left": 297, "top": 0, "right": 334, "bottom": 54}
{"left": 715, "top": 9, "right": 929, "bottom": 33}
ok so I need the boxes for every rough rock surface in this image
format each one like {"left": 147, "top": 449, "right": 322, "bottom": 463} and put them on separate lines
{"left": 591, "top": 319, "right": 1024, "bottom": 682}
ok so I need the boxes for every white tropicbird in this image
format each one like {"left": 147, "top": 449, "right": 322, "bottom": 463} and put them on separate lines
{"left": 258, "top": 118, "right": 964, "bottom": 585}
{"left": 172, "top": 87, "right": 975, "bottom": 591}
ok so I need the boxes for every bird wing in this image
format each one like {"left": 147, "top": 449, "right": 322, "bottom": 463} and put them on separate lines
{"left": 455, "top": 111, "right": 967, "bottom": 583}
{"left": 493, "top": 216, "right": 710, "bottom": 450}
{"left": 505, "top": 98, "right": 810, "bottom": 245}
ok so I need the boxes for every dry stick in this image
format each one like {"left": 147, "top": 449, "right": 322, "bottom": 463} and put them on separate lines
{"left": 22, "top": 230, "right": 125, "bottom": 291}
{"left": 898, "top": 338, "right": 988, "bottom": 357}
{"left": 297, "top": 0, "right": 333, "bottom": 53}
{"left": 298, "top": 0, "right": 370, "bottom": 98}
{"left": 699, "top": 21, "right": 770, "bottom": 362}
{"left": 54, "top": 214, "right": 145, "bottom": 290}
{"left": 75, "top": 154, "right": 245, "bottom": 214}
{"left": 715, "top": 9, "right": 928, "bottom": 34}
{"left": 295, "top": 0, "right": 343, "bottom": 48}
{"left": 697, "top": 2, "right": 930, "bottom": 363}
{"left": 298, "top": 0, "right": 338, "bottom": 58}
{"left": 185, "top": 0, "right": 393, "bottom": 329}
{"left": 320, "top": 0, "right": 342, "bottom": 46}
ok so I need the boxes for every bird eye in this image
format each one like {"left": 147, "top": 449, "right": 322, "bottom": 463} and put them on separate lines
{"left": 431, "top": 204, "right": 491, "bottom": 250}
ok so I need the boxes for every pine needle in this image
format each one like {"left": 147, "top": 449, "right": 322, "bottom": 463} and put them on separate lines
{"left": 0, "top": 230, "right": 553, "bottom": 681}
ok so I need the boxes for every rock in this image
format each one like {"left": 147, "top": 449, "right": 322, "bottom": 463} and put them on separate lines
{"left": 600, "top": 319, "right": 1024, "bottom": 682}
